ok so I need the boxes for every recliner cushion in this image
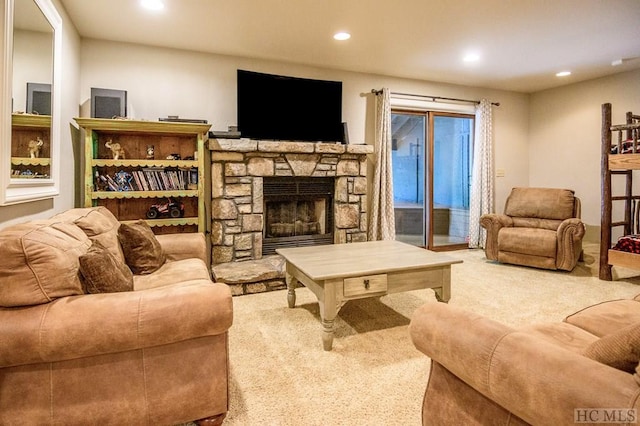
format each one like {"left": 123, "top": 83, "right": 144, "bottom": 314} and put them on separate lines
{"left": 582, "top": 321, "right": 640, "bottom": 373}
{"left": 498, "top": 227, "right": 556, "bottom": 258}
{"left": 504, "top": 187, "right": 575, "bottom": 220}
{"left": 565, "top": 299, "right": 640, "bottom": 337}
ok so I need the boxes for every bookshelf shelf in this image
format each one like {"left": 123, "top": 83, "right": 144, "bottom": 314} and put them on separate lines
{"left": 91, "top": 190, "right": 198, "bottom": 200}
{"left": 91, "top": 159, "right": 198, "bottom": 168}
{"left": 11, "top": 157, "right": 51, "bottom": 166}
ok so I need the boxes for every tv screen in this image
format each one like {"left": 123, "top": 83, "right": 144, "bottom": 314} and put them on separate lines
{"left": 237, "top": 70, "right": 343, "bottom": 143}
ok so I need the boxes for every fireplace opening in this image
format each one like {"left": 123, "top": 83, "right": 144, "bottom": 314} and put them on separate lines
{"left": 262, "top": 177, "right": 334, "bottom": 255}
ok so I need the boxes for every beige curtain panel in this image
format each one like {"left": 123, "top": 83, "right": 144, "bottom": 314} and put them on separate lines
{"left": 369, "top": 88, "right": 396, "bottom": 241}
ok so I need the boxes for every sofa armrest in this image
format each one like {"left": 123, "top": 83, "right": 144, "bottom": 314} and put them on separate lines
{"left": 409, "top": 303, "right": 640, "bottom": 425}
{"left": 556, "top": 218, "right": 586, "bottom": 271}
{"left": 479, "top": 214, "right": 513, "bottom": 259}
{"left": 156, "top": 232, "right": 207, "bottom": 263}
{"left": 0, "top": 281, "right": 232, "bottom": 369}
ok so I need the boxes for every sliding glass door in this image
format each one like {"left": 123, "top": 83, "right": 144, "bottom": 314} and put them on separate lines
{"left": 392, "top": 110, "right": 474, "bottom": 250}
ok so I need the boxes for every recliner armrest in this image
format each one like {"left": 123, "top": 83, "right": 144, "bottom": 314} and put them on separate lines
{"left": 409, "top": 303, "right": 640, "bottom": 425}
{"left": 479, "top": 214, "right": 513, "bottom": 259}
{"left": 556, "top": 218, "right": 586, "bottom": 271}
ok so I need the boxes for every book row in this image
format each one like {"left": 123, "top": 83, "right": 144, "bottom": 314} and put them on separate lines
{"left": 95, "top": 167, "right": 198, "bottom": 192}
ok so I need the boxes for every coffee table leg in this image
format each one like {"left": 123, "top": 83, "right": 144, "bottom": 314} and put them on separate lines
{"left": 434, "top": 267, "right": 451, "bottom": 303}
{"left": 286, "top": 273, "right": 298, "bottom": 308}
{"left": 319, "top": 280, "right": 338, "bottom": 351}
{"left": 321, "top": 317, "right": 335, "bottom": 351}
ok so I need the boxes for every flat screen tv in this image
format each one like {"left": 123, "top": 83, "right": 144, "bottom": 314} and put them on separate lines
{"left": 237, "top": 70, "right": 343, "bottom": 143}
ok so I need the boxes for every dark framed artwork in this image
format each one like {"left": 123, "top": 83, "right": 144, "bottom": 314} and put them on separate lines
{"left": 91, "top": 87, "right": 127, "bottom": 119}
{"left": 26, "top": 82, "right": 51, "bottom": 115}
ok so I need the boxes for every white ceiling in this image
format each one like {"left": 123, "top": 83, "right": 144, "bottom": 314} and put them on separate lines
{"left": 58, "top": 0, "right": 640, "bottom": 93}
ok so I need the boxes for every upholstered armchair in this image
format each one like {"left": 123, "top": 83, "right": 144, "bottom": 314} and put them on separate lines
{"left": 480, "top": 187, "right": 585, "bottom": 271}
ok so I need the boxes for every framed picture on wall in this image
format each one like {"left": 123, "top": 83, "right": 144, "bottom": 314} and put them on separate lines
{"left": 91, "top": 87, "right": 127, "bottom": 119}
{"left": 26, "top": 82, "right": 51, "bottom": 115}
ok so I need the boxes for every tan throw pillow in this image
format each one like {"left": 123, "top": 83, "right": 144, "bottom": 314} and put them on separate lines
{"left": 118, "top": 220, "right": 166, "bottom": 274}
{"left": 79, "top": 242, "right": 134, "bottom": 293}
{"left": 582, "top": 322, "right": 640, "bottom": 373}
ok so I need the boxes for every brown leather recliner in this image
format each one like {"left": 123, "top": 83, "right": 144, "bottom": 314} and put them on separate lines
{"left": 480, "top": 187, "right": 585, "bottom": 271}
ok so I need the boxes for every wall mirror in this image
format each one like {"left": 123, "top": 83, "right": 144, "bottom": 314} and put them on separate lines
{"left": 0, "top": 0, "right": 61, "bottom": 205}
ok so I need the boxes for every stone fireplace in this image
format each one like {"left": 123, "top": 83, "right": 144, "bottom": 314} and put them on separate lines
{"left": 209, "top": 138, "right": 373, "bottom": 266}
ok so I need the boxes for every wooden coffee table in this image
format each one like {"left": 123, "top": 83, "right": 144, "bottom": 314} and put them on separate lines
{"left": 276, "top": 240, "right": 462, "bottom": 350}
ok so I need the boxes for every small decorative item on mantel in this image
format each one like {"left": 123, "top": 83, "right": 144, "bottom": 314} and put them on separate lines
{"left": 146, "top": 145, "right": 155, "bottom": 159}
{"left": 105, "top": 139, "right": 126, "bottom": 160}
{"left": 209, "top": 125, "right": 241, "bottom": 139}
{"left": 28, "top": 137, "right": 44, "bottom": 158}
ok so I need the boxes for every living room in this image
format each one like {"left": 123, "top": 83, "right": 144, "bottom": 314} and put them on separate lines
{"left": 2, "top": 0, "right": 640, "bottom": 425}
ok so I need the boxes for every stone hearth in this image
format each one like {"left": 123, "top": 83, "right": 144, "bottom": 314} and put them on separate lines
{"left": 209, "top": 138, "right": 374, "bottom": 295}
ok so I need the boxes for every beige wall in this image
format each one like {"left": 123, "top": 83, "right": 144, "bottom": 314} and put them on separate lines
{"left": 0, "top": 0, "right": 81, "bottom": 228}
{"left": 529, "top": 69, "right": 640, "bottom": 229}
{"left": 8, "top": 24, "right": 637, "bottom": 235}
{"left": 78, "top": 39, "right": 530, "bottom": 213}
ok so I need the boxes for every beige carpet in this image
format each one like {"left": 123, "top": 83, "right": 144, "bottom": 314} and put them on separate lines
{"left": 224, "top": 244, "right": 640, "bottom": 425}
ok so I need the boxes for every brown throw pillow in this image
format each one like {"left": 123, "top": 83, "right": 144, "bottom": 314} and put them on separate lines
{"left": 118, "top": 220, "right": 166, "bottom": 274}
{"left": 79, "top": 241, "right": 134, "bottom": 293}
{"left": 582, "top": 321, "right": 640, "bottom": 372}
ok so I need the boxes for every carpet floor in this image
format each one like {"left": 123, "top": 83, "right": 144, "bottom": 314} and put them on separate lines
{"left": 223, "top": 244, "right": 640, "bottom": 425}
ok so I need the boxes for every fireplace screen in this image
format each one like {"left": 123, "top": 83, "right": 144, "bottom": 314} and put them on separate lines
{"left": 262, "top": 177, "right": 334, "bottom": 254}
{"left": 266, "top": 199, "right": 327, "bottom": 237}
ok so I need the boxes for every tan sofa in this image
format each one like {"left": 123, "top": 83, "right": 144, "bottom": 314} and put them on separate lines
{"left": 0, "top": 207, "right": 233, "bottom": 425}
{"left": 409, "top": 298, "right": 640, "bottom": 425}
{"left": 480, "top": 187, "right": 585, "bottom": 271}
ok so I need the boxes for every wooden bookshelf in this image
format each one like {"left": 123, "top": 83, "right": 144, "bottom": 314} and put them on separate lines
{"left": 74, "top": 118, "right": 211, "bottom": 234}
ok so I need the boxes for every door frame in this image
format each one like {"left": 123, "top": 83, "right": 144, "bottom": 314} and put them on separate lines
{"left": 391, "top": 108, "right": 474, "bottom": 251}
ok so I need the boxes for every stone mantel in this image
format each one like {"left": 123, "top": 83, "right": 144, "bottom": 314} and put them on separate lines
{"left": 209, "top": 138, "right": 374, "bottom": 266}
{"left": 210, "top": 138, "right": 374, "bottom": 156}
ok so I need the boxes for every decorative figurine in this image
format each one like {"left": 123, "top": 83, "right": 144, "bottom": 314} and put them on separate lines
{"left": 166, "top": 153, "right": 181, "bottom": 160}
{"left": 146, "top": 145, "right": 155, "bottom": 159}
{"left": 105, "top": 139, "right": 126, "bottom": 160}
{"left": 28, "top": 137, "right": 44, "bottom": 158}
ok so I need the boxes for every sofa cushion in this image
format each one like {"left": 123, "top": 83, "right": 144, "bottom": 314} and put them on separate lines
{"left": 133, "top": 258, "right": 212, "bottom": 291}
{"left": 498, "top": 227, "right": 556, "bottom": 257}
{"left": 504, "top": 187, "right": 575, "bottom": 220}
{"left": 565, "top": 299, "right": 640, "bottom": 337}
{"left": 118, "top": 220, "right": 166, "bottom": 275}
{"left": 0, "top": 221, "right": 91, "bottom": 307}
{"left": 52, "top": 207, "right": 125, "bottom": 265}
{"left": 582, "top": 322, "right": 640, "bottom": 372}
{"left": 79, "top": 241, "right": 134, "bottom": 294}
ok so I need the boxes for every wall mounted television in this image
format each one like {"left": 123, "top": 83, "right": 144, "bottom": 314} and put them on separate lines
{"left": 237, "top": 70, "right": 344, "bottom": 143}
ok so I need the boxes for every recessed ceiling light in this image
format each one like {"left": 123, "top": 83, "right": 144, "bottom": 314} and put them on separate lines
{"left": 333, "top": 32, "right": 351, "bottom": 41}
{"left": 556, "top": 71, "right": 571, "bottom": 77}
{"left": 463, "top": 53, "right": 480, "bottom": 63}
{"left": 141, "top": 0, "right": 164, "bottom": 11}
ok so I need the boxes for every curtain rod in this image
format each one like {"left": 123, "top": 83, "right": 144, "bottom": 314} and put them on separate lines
{"left": 370, "top": 89, "right": 500, "bottom": 107}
